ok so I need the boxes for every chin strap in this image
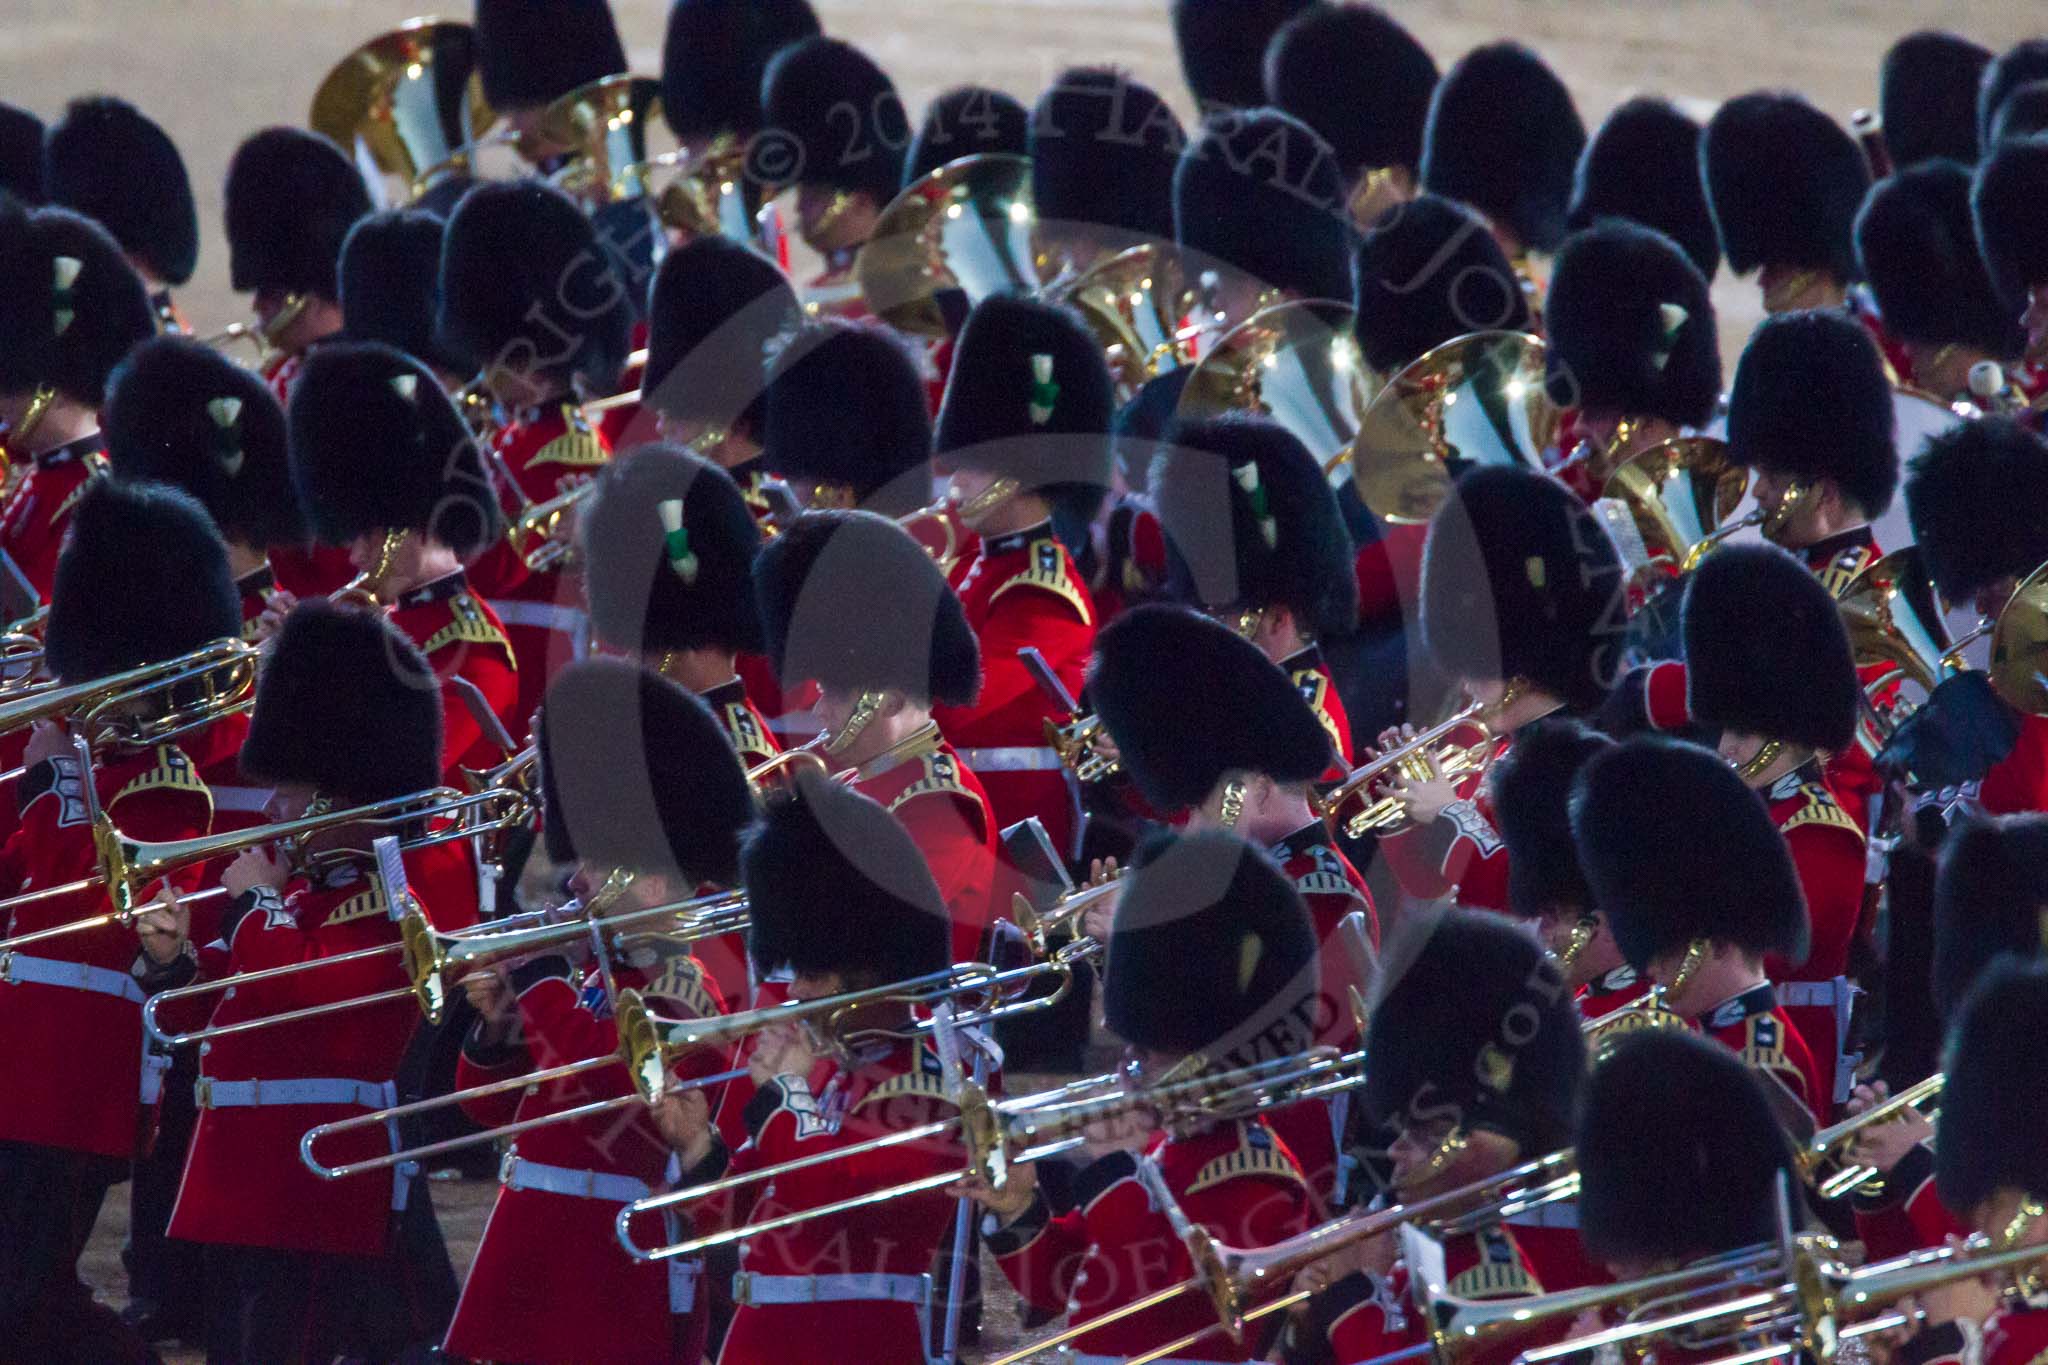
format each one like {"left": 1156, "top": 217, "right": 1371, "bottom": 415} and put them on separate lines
{"left": 824, "top": 690, "right": 886, "bottom": 757}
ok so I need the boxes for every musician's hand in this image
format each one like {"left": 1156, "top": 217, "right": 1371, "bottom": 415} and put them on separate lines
{"left": 950, "top": 1159, "right": 1037, "bottom": 1224}
{"left": 653, "top": 1088, "right": 718, "bottom": 1169}
{"left": 1081, "top": 856, "right": 1121, "bottom": 942}
{"left": 1563, "top": 1307, "right": 1610, "bottom": 1345}
{"left": 1918, "top": 1237, "right": 2003, "bottom": 1325}
{"left": 749, "top": 1021, "right": 816, "bottom": 1086}
{"left": 462, "top": 969, "right": 519, "bottom": 1033}
{"left": 1844, "top": 1080, "right": 1888, "bottom": 1117}
{"left": 1383, "top": 770, "right": 1459, "bottom": 826}
{"left": 1288, "top": 1229, "right": 1398, "bottom": 1301}
{"left": 23, "top": 718, "right": 72, "bottom": 769}
{"left": 1844, "top": 1083, "right": 1934, "bottom": 1176}
{"left": 221, "top": 846, "right": 291, "bottom": 899}
{"left": 134, "top": 888, "right": 190, "bottom": 966}
{"left": 251, "top": 588, "right": 299, "bottom": 644}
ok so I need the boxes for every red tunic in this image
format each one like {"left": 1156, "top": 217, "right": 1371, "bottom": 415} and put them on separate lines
{"left": 1695, "top": 982, "right": 1825, "bottom": 1128}
{"left": 1977, "top": 713, "right": 2048, "bottom": 816}
{"left": 384, "top": 569, "right": 522, "bottom": 783}
{"left": 1284, "top": 643, "right": 1355, "bottom": 773}
{"left": 0, "top": 739, "right": 214, "bottom": 1155}
{"left": 1577, "top": 964, "right": 1646, "bottom": 1024}
{"left": 844, "top": 724, "right": 1000, "bottom": 966}
{"left": 1761, "top": 768, "right": 1868, "bottom": 1116}
{"left": 1378, "top": 723, "right": 1514, "bottom": 913}
{"left": 989, "top": 1118, "right": 1313, "bottom": 1362}
{"left": 166, "top": 841, "right": 479, "bottom": 1255}
{"left": 446, "top": 946, "right": 730, "bottom": 1365}
{"left": 1851, "top": 1141, "right": 1967, "bottom": 1262}
{"left": 1308, "top": 1224, "right": 1550, "bottom": 1365}
{"left": 267, "top": 542, "right": 355, "bottom": 600}
{"left": 934, "top": 525, "right": 1096, "bottom": 859}
{"left": 262, "top": 351, "right": 304, "bottom": 408}
{"left": 1980, "top": 1302, "right": 2048, "bottom": 1365}
{"left": 0, "top": 434, "right": 105, "bottom": 609}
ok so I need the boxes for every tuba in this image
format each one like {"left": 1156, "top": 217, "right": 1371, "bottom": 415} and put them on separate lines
{"left": 853, "top": 153, "right": 1042, "bottom": 337}
{"left": 1598, "top": 436, "right": 1754, "bottom": 581}
{"left": 1041, "top": 242, "right": 1198, "bottom": 403}
{"left": 1174, "top": 298, "right": 1373, "bottom": 467}
{"left": 308, "top": 18, "right": 497, "bottom": 206}
{"left": 536, "top": 74, "right": 666, "bottom": 207}
{"left": 648, "top": 134, "right": 755, "bottom": 243}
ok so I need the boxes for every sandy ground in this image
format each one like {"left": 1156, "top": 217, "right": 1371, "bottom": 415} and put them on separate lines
{"left": 12, "top": 1, "right": 2040, "bottom": 1360}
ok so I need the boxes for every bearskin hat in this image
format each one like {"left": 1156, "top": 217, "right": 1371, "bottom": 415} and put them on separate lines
{"left": 1263, "top": 5, "right": 1439, "bottom": 181}
{"left": 1568, "top": 96, "right": 1720, "bottom": 280}
{"left": 1939, "top": 959, "right": 2048, "bottom": 1215}
{"left": 905, "top": 86, "right": 1030, "bottom": 186}
{"left": 1365, "top": 909, "right": 1586, "bottom": 1154}
{"left": 1420, "top": 43, "right": 1585, "bottom": 255}
{"left": 1419, "top": 466, "right": 1625, "bottom": 713}
{"left": 1151, "top": 414, "right": 1358, "bottom": 637}
{"left": 754, "top": 510, "right": 980, "bottom": 706}
{"left": 287, "top": 340, "right": 500, "bottom": 559}
{"left": 1857, "top": 159, "right": 2023, "bottom": 358}
{"left": 743, "top": 765, "right": 951, "bottom": 984}
{"left": 1907, "top": 416, "right": 2048, "bottom": 602}
{"left": 1702, "top": 93, "right": 1868, "bottom": 283}
{"left": 1542, "top": 220, "right": 1720, "bottom": 428}
{"left": 660, "top": 0, "right": 820, "bottom": 142}
{"left": 1351, "top": 194, "right": 1530, "bottom": 376}
{"left": 0, "top": 205, "right": 152, "bottom": 407}
{"left": 1881, "top": 32, "right": 1993, "bottom": 169}
{"left": 1104, "top": 828, "right": 1318, "bottom": 1064}
{"left": 0, "top": 104, "right": 43, "bottom": 204}
{"left": 1972, "top": 135, "right": 2048, "bottom": 312}
{"left": 43, "top": 96, "right": 198, "bottom": 286}
{"left": 1578, "top": 1030, "right": 1799, "bottom": 1264}
{"left": 1171, "top": 0, "right": 1317, "bottom": 113}
{"left": 239, "top": 601, "right": 442, "bottom": 804}
{"left": 46, "top": 480, "right": 239, "bottom": 684}
{"left": 539, "top": 658, "right": 753, "bottom": 886}
{"left": 1725, "top": 308, "right": 1899, "bottom": 517}
{"left": 642, "top": 236, "right": 798, "bottom": 437}
{"left": 1174, "top": 109, "right": 1355, "bottom": 304}
{"left": 761, "top": 319, "right": 932, "bottom": 516}
{"left": 437, "top": 179, "right": 632, "bottom": 390}
{"left": 933, "top": 294, "right": 1115, "bottom": 524}
{"left": 339, "top": 210, "right": 466, "bottom": 376}
{"left": 223, "top": 128, "right": 371, "bottom": 301}
{"left": 1988, "top": 82, "right": 2048, "bottom": 145}
{"left": 1489, "top": 716, "right": 1613, "bottom": 921}
{"left": 474, "top": 0, "right": 625, "bottom": 111}
{"left": 758, "top": 37, "right": 909, "bottom": 204}
{"left": 1683, "top": 544, "right": 1860, "bottom": 752}
{"left": 1090, "top": 604, "right": 1335, "bottom": 813}
{"left": 1030, "top": 67, "right": 1186, "bottom": 244}
{"left": 1571, "top": 736, "right": 1810, "bottom": 970}
{"left": 1932, "top": 814, "right": 2048, "bottom": 1023}
{"left": 102, "top": 335, "right": 304, "bottom": 548}
{"left": 1979, "top": 40, "right": 2048, "bottom": 147}
{"left": 580, "top": 443, "right": 764, "bottom": 656}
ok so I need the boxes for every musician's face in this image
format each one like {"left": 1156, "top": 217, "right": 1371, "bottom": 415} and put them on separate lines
{"left": 1973, "top": 575, "right": 2020, "bottom": 623}
{"left": 1973, "top": 1186, "right": 2048, "bottom": 1247}
{"left": 263, "top": 783, "right": 320, "bottom": 823}
{"left": 1715, "top": 730, "right": 1770, "bottom": 782}
{"left": 789, "top": 970, "right": 845, "bottom": 1002}
{"left": 2023, "top": 285, "right": 2048, "bottom": 360}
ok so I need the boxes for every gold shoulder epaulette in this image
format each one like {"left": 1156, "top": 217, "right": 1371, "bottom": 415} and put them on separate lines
{"left": 325, "top": 881, "right": 394, "bottom": 927}
{"left": 638, "top": 949, "right": 723, "bottom": 1025}
{"left": 1187, "top": 1130, "right": 1308, "bottom": 1195}
{"left": 50, "top": 462, "right": 106, "bottom": 527}
{"left": 853, "top": 1068, "right": 958, "bottom": 1113}
{"left": 1291, "top": 667, "right": 1346, "bottom": 755}
{"left": 112, "top": 743, "right": 213, "bottom": 820}
{"left": 1816, "top": 546, "right": 1876, "bottom": 599}
{"left": 721, "top": 704, "right": 777, "bottom": 765}
{"left": 423, "top": 592, "right": 515, "bottom": 666}
{"left": 1449, "top": 1230, "right": 1540, "bottom": 1301}
{"left": 888, "top": 751, "right": 977, "bottom": 813}
{"left": 525, "top": 405, "right": 608, "bottom": 471}
{"left": 992, "top": 538, "right": 1092, "bottom": 625}
{"left": 1779, "top": 783, "right": 1864, "bottom": 843}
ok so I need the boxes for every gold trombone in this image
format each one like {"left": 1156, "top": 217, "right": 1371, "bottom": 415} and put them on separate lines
{"left": 1795, "top": 1072, "right": 1943, "bottom": 1201}
{"left": 1313, "top": 700, "right": 1498, "bottom": 839}
{"left": 0, "top": 637, "right": 258, "bottom": 779}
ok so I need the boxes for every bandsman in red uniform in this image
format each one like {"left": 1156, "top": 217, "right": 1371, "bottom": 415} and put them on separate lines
{"left": 1376, "top": 466, "right": 1629, "bottom": 912}
{"left": 449, "top": 659, "right": 753, "bottom": 1365}
{"left": 439, "top": 179, "right": 634, "bottom": 729}
{"left": 580, "top": 443, "right": 781, "bottom": 998}
{"left": 1153, "top": 414, "right": 1361, "bottom": 770}
{"left": 1683, "top": 545, "right": 1872, "bottom": 1111}
{"left": 1973, "top": 136, "right": 2048, "bottom": 415}
{"left": 1488, "top": 717, "right": 1640, "bottom": 1021}
{"left": 967, "top": 829, "right": 1317, "bottom": 1363}
{"left": 0, "top": 479, "right": 240, "bottom": 1364}
{"left": 0, "top": 202, "right": 152, "bottom": 611}
{"left": 756, "top": 36, "right": 910, "bottom": 319}
{"left": 142, "top": 601, "right": 471, "bottom": 1362}
{"left": 1887, "top": 417, "right": 2048, "bottom": 819}
{"left": 1282, "top": 910, "right": 1594, "bottom": 1364}
{"left": 658, "top": 768, "right": 992, "bottom": 1365}
{"left": 337, "top": 208, "right": 471, "bottom": 391}
{"left": 755, "top": 510, "right": 999, "bottom": 966}
{"left": 931, "top": 295, "right": 1114, "bottom": 860}
{"left": 1574, "top": 736, "right": 1827, "bottom": 1122}
{"left": 283, "top": 341, "right": 520, "bottom": 781}
{"left": 1090, "top": 603, "right": 1372, "bottom": 1201}
{"left": 1561, "top": 1031, "right": 1804, "bottom": 1362}
{"left": 43, "top": 96, "right": 199, "bottom": 336}
{"left": 219, "top": 127, "right": 369, "bottom": 417}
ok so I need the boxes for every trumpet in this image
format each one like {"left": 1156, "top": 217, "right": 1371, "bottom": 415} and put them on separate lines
{"left": 894, "top": 497, "right": 967, "bottom": 578}
{"left": 1008, "top": 869, "right": 1124, "bottom": 958}
{"left": 0, "top": 637, "right": 257, "bottom": 772}
{"left": 1043, "top": 710, "right": 1119, "bottom": 784}
{"left": 506, "top": 481, "right": 600, "bottom": 575}
{"left": 197, "top": 295, "right": 306, "bottom": 368}
{"left": 1314, "top": 701, "right": 1497, "bottom": 839}
{"left": 1795, "top": 1072, "right": 1943, "bottom": 1201}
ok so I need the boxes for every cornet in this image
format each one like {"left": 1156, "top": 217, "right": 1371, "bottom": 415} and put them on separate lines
{"left": 1794, "top": 1072, "right": 1943, "bottom": 1201}
{"left": 1314, "top": 700, "right": 1498, "bottom": 839}
{"left": 506, "top": 481, "right": 599, "bottom": 575}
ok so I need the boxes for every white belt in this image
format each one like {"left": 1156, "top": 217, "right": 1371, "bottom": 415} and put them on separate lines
{"left": 1, "top": 952, "right": 144, "bottom": 1003}
{"left": 1507, "top": 1199, "right": 1581, "bottom": 1230}
{"left": 731, "top": 1270, "right": 932, "bottom": 1307}
{"left": 196, "top": 1075, "right": 396, "bottom": 1110}
{"left": 500, "top": 1153, "right": 651, "bottom": 1204}
{"left": 956, "top": 746, "right": 1065, "bottom": 773}
{"left": 1777, "top": 979, "right": 1851, "bottom": 1009}
{"left": 484, "top": 599, "right": 588, "bottom": 635}
{"left": 1069, "top": 1355, "right": 1224, "bottom": 1364}
{"left": 211, "top": 785, "right": 274, "bottom": 814}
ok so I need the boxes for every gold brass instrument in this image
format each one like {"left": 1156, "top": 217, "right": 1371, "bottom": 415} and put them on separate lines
{"left": 645, "top": 135, "right": 755, "bottom": 242}
{"left": 0, "top": 638, "right": 258, "bottom": 778}
{"left": 1599, "top": 437, "right": 1754, "bottom": 581}
{"left": 1992, "top": 559, "right": 2048, "bottom": 716}
{"left": 893, "top": 497, "right": 968, "bottom": 578}
{"left": 307, "top": 17, "right": 496, "bottom": 205}
{"left": 1008, "top": 870, "right": 1124, "bottom": 958}
{"left": 1042, "top": 242, "right": 1198, "bottom": 403}
{"left": 1313, "top": 700, "right": 1496, "bottom": 839}
{"left": 197, "top": 314, "right": 290, "bottom": 368}
{"left": 1579, "top": 985, "right": 1691, "bottom": 1057}
{"left": 0, "top": 630, "right": 42, "bottom": 694}
{"left": 537, "top": 74, "right": 666, "bottom": 207}
{"left": 1044, "top": 711, "right": 1118, "bottom": 784}
{"left": 1174, "top": 298, "right": 1372, "bottom": 466}
{"left": 1336, "top": 330, "right": 1559, "bottom": 526}
{"left": 1795, "top": 1072, "right": 1943, "bottom": 1201}
{"left": 742, "top": 745, "right": 833, "bottom": 793}
{"left": 853, "top": 153, "right": 1040, "bottom": 338}
{"left": 506, "top": 480, "right": 600, "bottom": 574}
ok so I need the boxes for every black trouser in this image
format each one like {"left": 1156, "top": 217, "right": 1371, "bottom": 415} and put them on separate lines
{"left": 0, "top": 1139, "right": 155, "bottom": 1364}
{"left": 125, "top": 1043, "right": 206, "bottom": 1331}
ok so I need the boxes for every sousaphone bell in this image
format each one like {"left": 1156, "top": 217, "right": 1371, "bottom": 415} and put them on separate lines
{"left": 1041, "top": 242, "right": 1196, "bottom": 404}
{"left": 1172, "top": 298, "right": 1374, "bottom": 467}
{"left": 308, "top": 17, "right": 497, "bottom": 206}
{"left": 854, "top": 153, "right": 1041, "bottom": 338}
{"left": 537, "top": 74, "right": 667, "bottom": 207}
